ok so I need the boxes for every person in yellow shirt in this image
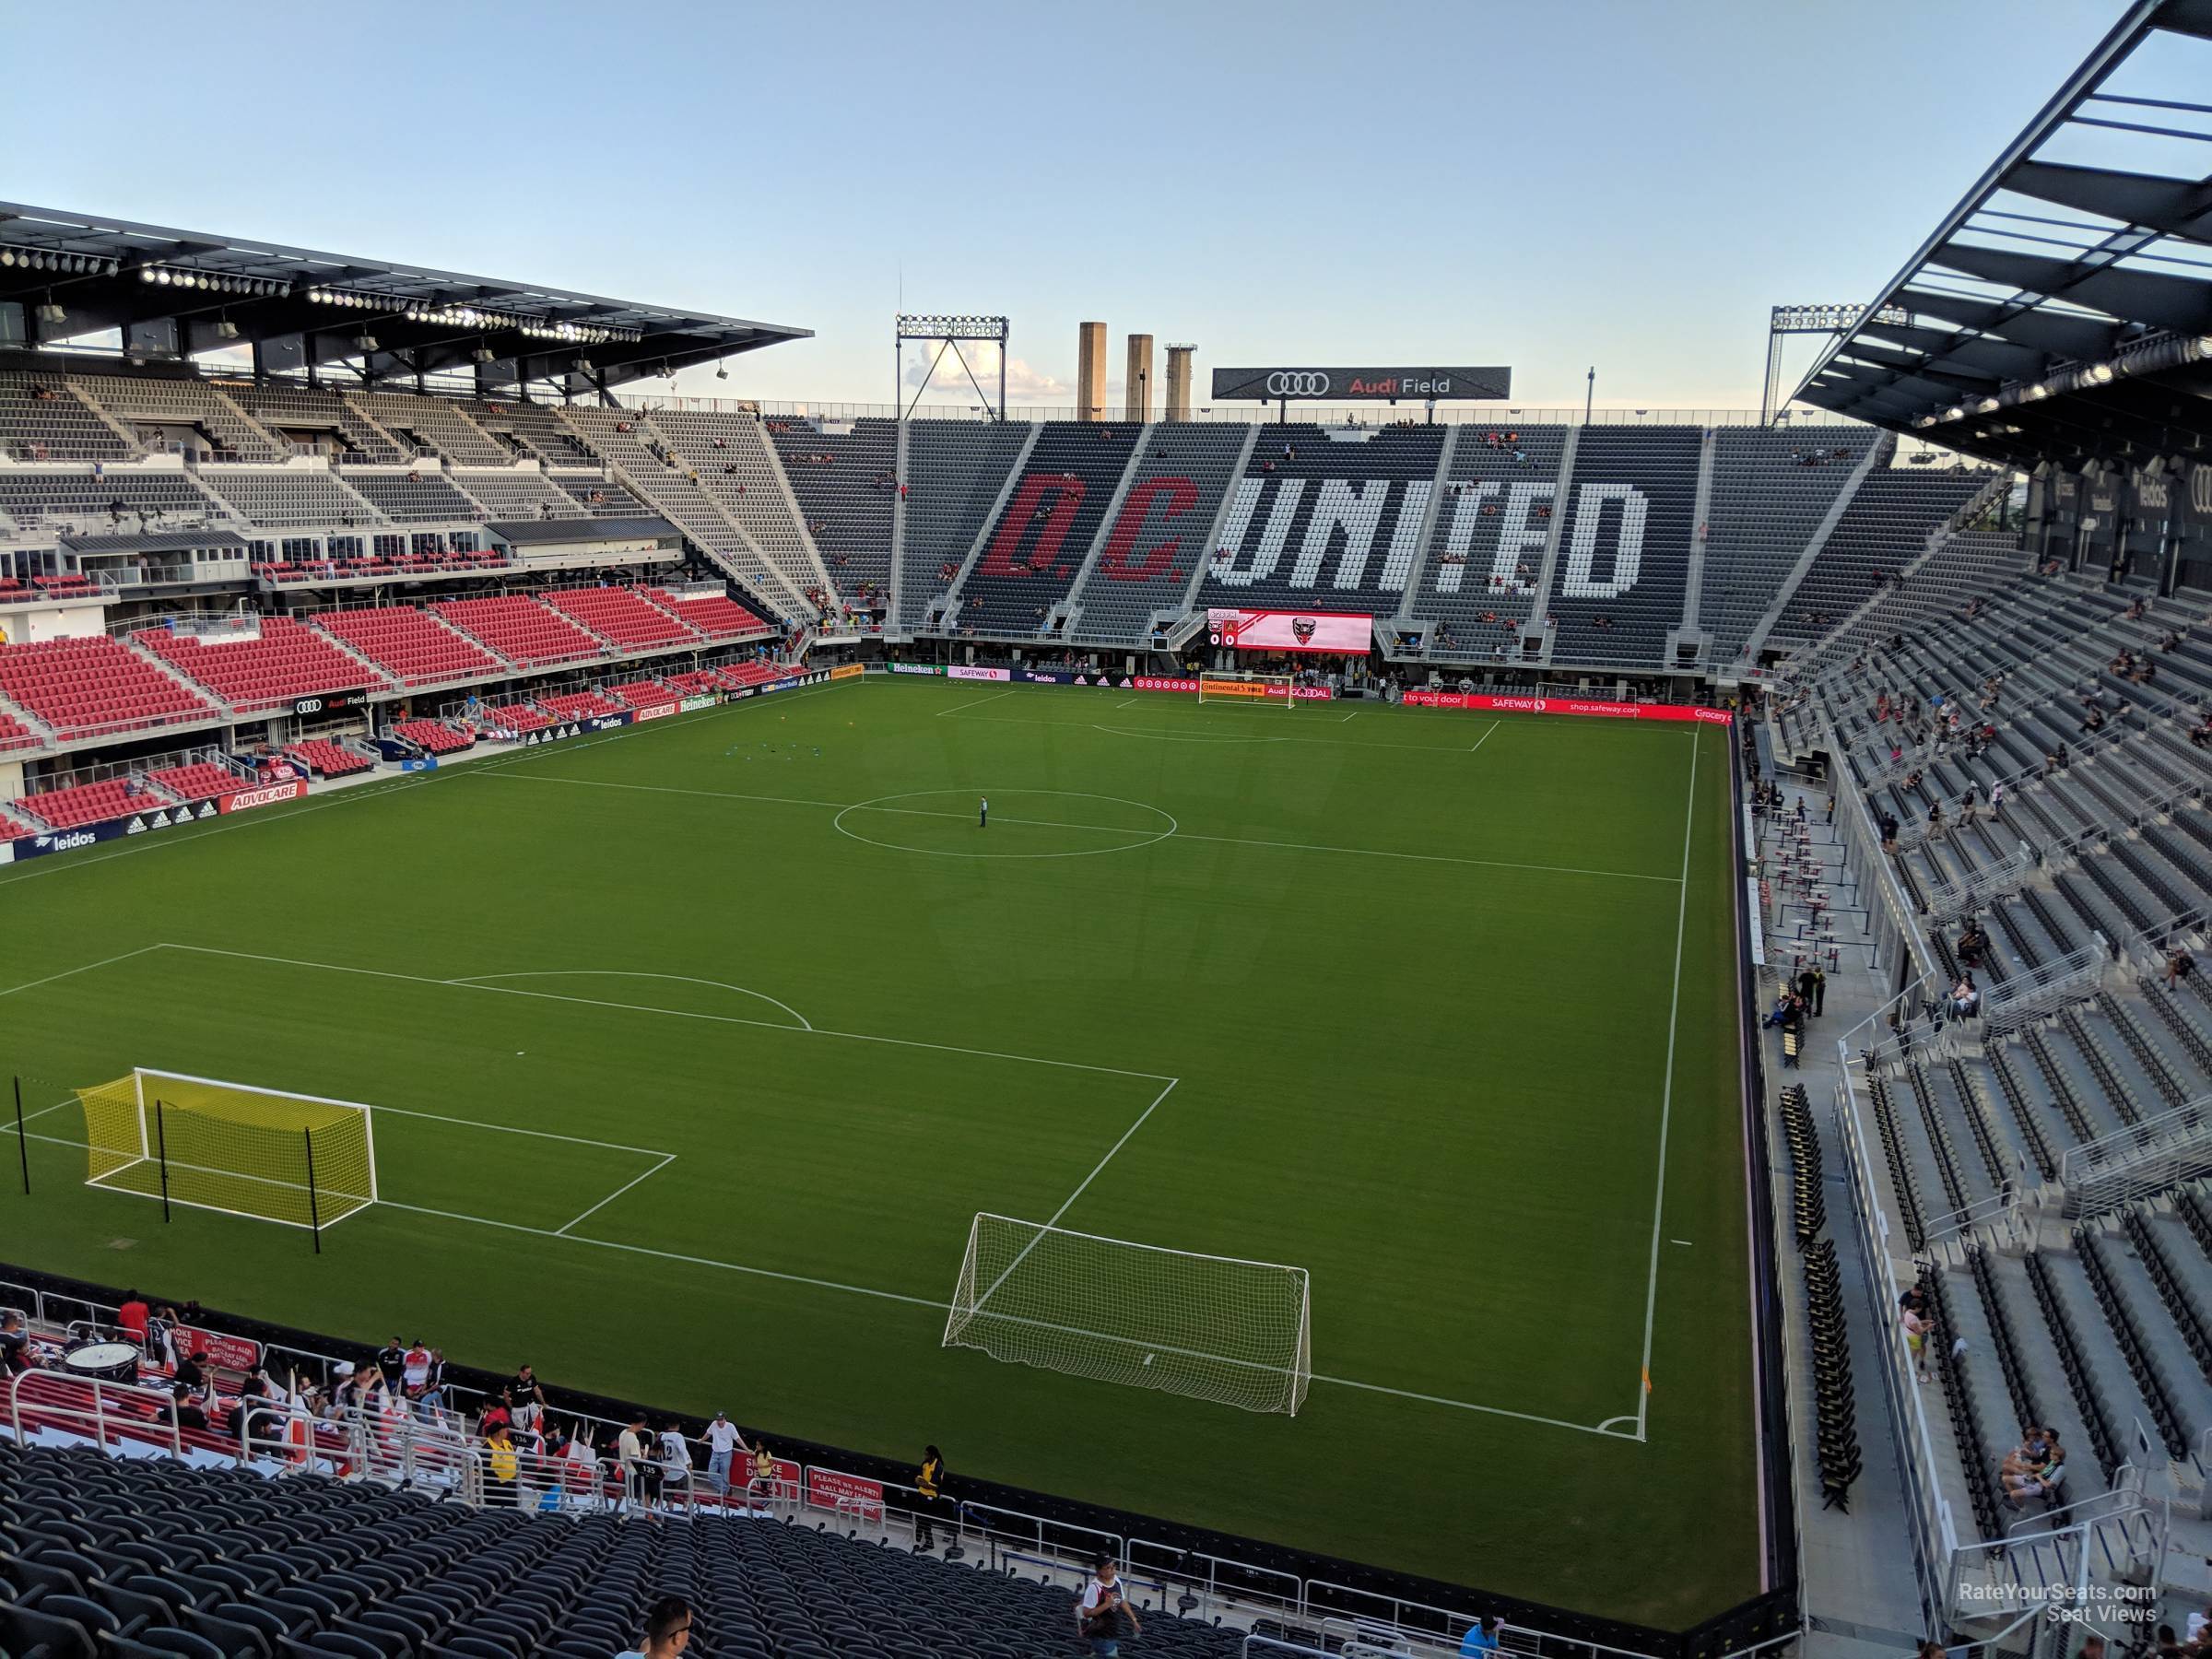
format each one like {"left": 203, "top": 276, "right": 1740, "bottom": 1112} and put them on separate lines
{"left": 485, "top": 1422, "right": 519, "bottom": 1508}
{"left": 915, "top": 1444, "right": 947, "bottom": 1550}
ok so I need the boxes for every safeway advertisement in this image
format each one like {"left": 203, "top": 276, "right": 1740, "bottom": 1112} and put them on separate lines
{"left": 947, "top": 665, "right": 1013, "bottom": 683}
{"left": 1206, "top": 608, "right": 1372, "bottom": 653}
{"left": 1402, "top": 691, "right": 1731, "bottom": 724}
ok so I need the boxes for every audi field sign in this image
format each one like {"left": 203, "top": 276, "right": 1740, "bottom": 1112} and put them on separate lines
{"left": 1212, "top": 364, "right": 1512, "bottom": 403}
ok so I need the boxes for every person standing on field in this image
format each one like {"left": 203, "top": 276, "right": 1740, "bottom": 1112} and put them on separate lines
{"left": 978, "top": 794, "right": 988, "bottom": 829}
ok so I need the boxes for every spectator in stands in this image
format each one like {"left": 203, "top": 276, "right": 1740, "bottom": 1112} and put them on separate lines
{"left": 914, "top": 1443, "right": 948, "bottom": 1549}
{"left": 507, "top": 1361, "right": 547, "bottom": 1432}
{"left": 1879, "top": 811, "right": 1900, "bottom": 853}
{"left": 2167, "top": 947, "right": 2194, "bottom": 994}
{"left": 1901, "top": 1301, "right": 1936, "bottom": 1382}
{"left": 1949, "top": 975, "right": 1980, "bottom": 1020}
{"left": 0, "top": 1310, "right": 29, "bottom": 1374}
{"left": 116, "top": 1289, "right": 148, "bottom": 1347}
{"left": 659, "top": 1419, "right": 695, "bottom": 1503}
{"left": 175, "top": 1347, "right": 209, "bottom": 1394}
{"left": 1460, "top": 1617, "right": 1505, "bottom": 1655}
{"left": 1077, "top": 1558, "right": 1142, "bottom": 1657}
{"left": 618, "top": 1411, "right": 662, "bottom": 1519}
{"left": 484, "top": 1418, "right": 521, "bottom": 1506}
{"left": 375, "top": 1335, "right": 406, "bottom": 1379}
{"left": 702, "top": 1409, "right": 747, "bottom": 1494}
{"left": 616, "top": 1595, "right": 695, "bottom": 1659}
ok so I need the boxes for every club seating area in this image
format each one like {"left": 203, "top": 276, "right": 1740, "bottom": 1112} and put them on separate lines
{"left": 283, "top": 738, "right": 373, "bottom": 778}
{"left": 11, "top": 776, "right": 166, "bottom": 830}
{"left": 139, "top": 618, "right": 372, "bottom": 713}
{"left": 145, "top": 762, "right": 242, "bottom": 803}
{"left": 0, "top": 575, "right": 102, "bottom": 605}
{"left": 0, "top": 635, "right": 218, "bottom": 739}
{"left": 389, "top": 717, "right": 476, "bottom": 756}
{"left": 608, "top": 677, "right": 679, "bottom": 712}
{"left": 431, "top": 596, "right": 606, "bottom": 669}
{"left": 537, "top": 690, "right": 622, "bottom": 721}
{"left": 644, "top": 586, "right": 769, "bottom": 640}
{"left": 312, "top": 607, "right": 506, "bottom": 688}
{"left": 541, "top": 586, "right": 700, "bottom": 651}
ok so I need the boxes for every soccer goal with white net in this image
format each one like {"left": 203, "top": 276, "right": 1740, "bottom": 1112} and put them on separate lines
{"left": 76, "top": 1068, "right": 377, "bottom": 1246}
{"left": 1197, "top": 671, "right": 1296, "bottom": 708}
{"left": 942, "top": 1213, "right": 1312, "bottom": 1415}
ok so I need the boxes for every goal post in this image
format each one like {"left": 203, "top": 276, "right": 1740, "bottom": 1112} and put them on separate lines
{"left": 942, "top": 1213, "right": 1312, "bottom": 1416}
{"left": 76, "top": 1068, "right": 377, "bottom": 1241}
{"left": 1198, "top": 671, "right": 1298, "bottom": 708}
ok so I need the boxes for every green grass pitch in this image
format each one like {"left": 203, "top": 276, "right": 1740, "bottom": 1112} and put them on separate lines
{"left": 0, "top": 675, "right": 1755, "bottom": 1628}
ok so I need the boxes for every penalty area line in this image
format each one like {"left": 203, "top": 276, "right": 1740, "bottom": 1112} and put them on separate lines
{"left": 9, "top": 1117, "right": 1629, "bottom": 1436}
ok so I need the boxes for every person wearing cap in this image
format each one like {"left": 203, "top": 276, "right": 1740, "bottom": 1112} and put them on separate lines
{"left": 1460, "top": 1616, "right": 1505, "bottom": 1655}
{"left": 702, "top": 1410, "right": 747, "bottom": 1496}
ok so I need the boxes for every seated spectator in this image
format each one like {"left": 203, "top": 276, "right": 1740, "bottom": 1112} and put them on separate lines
{"left": 617, "top": 1596, "right": 696, "bottom": 1659}
{"left": 0, "top": 1310, "right": 29, "bottom": 1373}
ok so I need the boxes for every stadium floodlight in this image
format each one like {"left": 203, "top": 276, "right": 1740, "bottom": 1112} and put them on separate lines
{"left": 76, "top": 1068, "right": 377, "bottom": 1249}
{"left": 354, "top": 335, "right": 379, "bottom": 353}
{"left": 1976, "top": 397, "right": 2000, "bottom": 413}
{"left": 1946, "top": 406, "right": 1965, "bottom": 421}
{"left": 943, "top": 1213, "right": 1312, "bottom": 1416}
{"left": 217, "top": 318, "right": 239, "bottom": 339}
{"left": 2088, "top": 363, "right": 2115, "bottom": 383}
{"left": 35, "top": 300, "right": 64, "bottom": 325}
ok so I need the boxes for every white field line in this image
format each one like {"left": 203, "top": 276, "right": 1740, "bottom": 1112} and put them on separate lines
{"left": 482, "top": 772, "right": 1681, "bottom": 886}
{"left": 556, "top": 1152, "right": 677, "bottom": 1236}
{"left": 936, "top": 688, "right": 1017, "bottom": 717}
{"left": 1635, "top": 729, "right": 1701, "bottom": 1440}
{"left": 971, "top": 1078, "right": 1181, "bottom": 1312}
{"left": 1467, "top": 720, "right": 1501, "bottom": 754}
{"left": 0, "top": 943, "right": 170, "bottom": 1000}
{"left": 152, "top": 944, "right": 1175, "bottom": 1083}
{"left": 10, "top": 1116, "right": 1617, "bottom": 1435}
{"left": 447, "top": 971, "right": 813, "bottom": 1032}
{"left": 371, "top": 1101, "right": 677, "bottom": 1159}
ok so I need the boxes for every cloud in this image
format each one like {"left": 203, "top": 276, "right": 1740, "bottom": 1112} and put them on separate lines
{"left": 902, "top": 341, "right": 1067, "bottom": 404}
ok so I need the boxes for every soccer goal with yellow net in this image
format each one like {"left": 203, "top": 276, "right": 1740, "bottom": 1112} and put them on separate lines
{"left": 76, "top": 1068, "right": 377, "bottom": 1245}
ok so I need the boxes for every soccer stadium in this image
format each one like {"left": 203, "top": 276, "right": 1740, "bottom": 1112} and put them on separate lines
{"left": 3, "top": 3, "right": 2212, "bottom": 1657}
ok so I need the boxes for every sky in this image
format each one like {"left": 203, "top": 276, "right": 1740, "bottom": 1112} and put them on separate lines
{"left": 2, "top": 0, "right": 2140, "bottom": 414}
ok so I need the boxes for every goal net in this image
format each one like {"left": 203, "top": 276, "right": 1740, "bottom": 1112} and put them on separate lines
{"left": 942, "top": 1213, "right": 1312, "bottom": 1415}
{"left": 1197, "top": 671, "right": 1297, "bottom": 708}
{"left": 76, "top": 1068, "right": 377, "bottom": 1234}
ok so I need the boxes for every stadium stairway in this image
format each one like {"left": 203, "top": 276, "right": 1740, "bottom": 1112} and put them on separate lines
{"left": 942, "top": 421, "right": 1147, "bottom": 638}
{"left": 1400, "top": 425, "right": 1569, "bottom": 668}
{"left": 1065, "top": 422, "right": 1253, "bottom": 650}
{"left": 557, "top": 406, "right": 806, "bottom": 621}
{"left": 894, "top": 420, "right": 1036, "bottom": 635}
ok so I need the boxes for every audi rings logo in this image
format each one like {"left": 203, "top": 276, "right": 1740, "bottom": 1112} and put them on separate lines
{"left": 2193, "top": 464, "right": 2212, "bottom": 516}
{"left": 1266, "top": 371, "right": 1331, "bottom": 397}
{"left": 296, "top": 698, "right": 324, "bottom": 714}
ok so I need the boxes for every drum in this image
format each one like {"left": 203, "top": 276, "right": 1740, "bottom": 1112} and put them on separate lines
{"left": 62, "top": 1340, "right": 141, "bottom": 1386}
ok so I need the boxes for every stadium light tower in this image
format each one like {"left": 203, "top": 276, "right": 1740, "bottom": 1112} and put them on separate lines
{"left": 896, "top": 314, "right": 1011, "bottom": 422}
{"left": 1762, "top": 302, "right": 1910, "bottom": 422}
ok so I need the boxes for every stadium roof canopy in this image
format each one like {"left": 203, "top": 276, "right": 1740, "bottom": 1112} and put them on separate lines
{"left": 1794, "top": 0, "right": 2212, "bottom": 470}
{"left": 0, "top": 202, "right": 810, "bottom": 396}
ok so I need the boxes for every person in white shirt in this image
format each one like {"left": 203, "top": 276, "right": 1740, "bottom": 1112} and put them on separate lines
{"left": 659, "top": 1423, "right": 694, "bottom": 1507}
{"left": 702, "top": 1411, "right": 747, "bottom": 1495}
{"left": 616, "top": 1414, "right": 659, "bottom": 1518}
{"left": 1077, "top": 1558, "right": 1141, "bottom": 1657}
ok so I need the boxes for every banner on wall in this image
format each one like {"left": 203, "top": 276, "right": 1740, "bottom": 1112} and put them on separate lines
{"left": 217, "top": 781, "right": 308, "bottom": 815}
{"left": 830, "top": 664, "right": 866, "bottom": 682}
{"left": 947, "top": 665, "right": 1013, "bottom": 683}
{"left": 1401, "top": 690, "right": 1731, "bottom": 724}
{"left": 887, "top": 663, "right": 943, "bottom": 676}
